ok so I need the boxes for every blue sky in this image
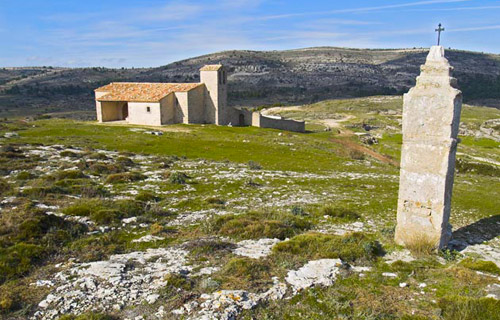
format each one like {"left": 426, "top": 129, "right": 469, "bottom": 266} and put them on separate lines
{"left": 1, "top": 0, "right": 500, "bottom": 67}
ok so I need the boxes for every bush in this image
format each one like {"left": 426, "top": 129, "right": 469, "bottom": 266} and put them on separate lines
{"left": 320, "top": 206, "right": 360, "bottom": 221}
{"left": 105, "top": 172, "right": 145, "bottom": 184}
{"left": 291, "top": 205, "right": 307, "bottom": 216}
{"left": 0, "top": 178, "right": 11, "bottom": 196}
{"left": 60, "top": 151, "right": 80, "bottom": 158}
{"left": 248, "top": 161, "right": 262, "bottom": 170}
{"left": 90, "top": 209, "right": 122, "bottom": 225}
{"left": 87, "top": 152, "right": 109, "bottom": 160}
{"left": 16, "top": 171, "right": 34, "bottom": 180}
{"left": 53, "top": 170, "right": 86, "bottom": 180}
{"left": 116, "top": 156, "right": 134, "bottom": 166}
{"left": 58, "top": 312, "right": 117, "bottom": 320}
{"left": 349, "top": 150, "right": 365, "bottom": 160}
{"left": 135, "top": 191, "right": 160, "bottom": 202}
{"left": 215, "top": 257, "right": 272, "bottom": 290}
{"left": 272, "top": 232, "right": 383, "bottom": 264}
{"left": 439, "top": 296, "right": 500, "bottom": 320}
{"left": 0, "top": 243, "right": 46, "bottom": 284}
{"left": 89, "top": 163, "right": 124, "bottom": 175}
{"left": 62, "top": 199, "right": 104, "bottom": 217}
{"left": 456, "top": 159, "right": 500, "bottom": 177}
{"left": 168, "top": 172, "right": 188, "bottom": 184}
{"left": 206, "top": 197, "right": 225, "bottom": 205}
{"left": 459, "top": 258, "right": 500, "bottom": 275}
{"left": 207, "top": 211, "right": 311, "bottom": 240}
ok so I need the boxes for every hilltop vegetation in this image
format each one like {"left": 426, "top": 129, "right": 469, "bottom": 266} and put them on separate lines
{"left": 0, "top": 96, "right": 499, "bottom": 319}
{"left": 1, "top": 47, "right": 500, "bottom": 118}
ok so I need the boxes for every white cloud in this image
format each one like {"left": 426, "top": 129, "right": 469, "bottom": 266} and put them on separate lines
{"left": 450, "top": 25, "right": 500, "bottom": 32}
{"left": 252, "top": 0, "right": 472, "bottom": 21}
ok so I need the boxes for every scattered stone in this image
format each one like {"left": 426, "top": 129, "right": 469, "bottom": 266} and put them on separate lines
{"left": 131, "top": 235, "right": 164, "bottom": 243}
{"left": 233, "top": 238, "right": 281, "bottom": 259}
{"left": 286, "top": 259, "right": 342, "bottom": 291}
{"left": 4, "top": 132, "right": 19, "bottom": 138}
{"left": 382, "top": 272, "right": 398, "bottom": 278}
{"left": 33, "top": 247, "right": 190, "bottom": 319}
{"left": 384, "top": 249, "right": 415, "bottom": 264}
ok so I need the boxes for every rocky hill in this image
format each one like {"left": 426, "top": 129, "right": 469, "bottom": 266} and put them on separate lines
{"left": 1, "top": 47, "right": 500, "bottom": 117}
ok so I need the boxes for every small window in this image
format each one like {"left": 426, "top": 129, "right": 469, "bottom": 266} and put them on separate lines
{"left": 146, "top": 106, "right": 151, "bottom": 113}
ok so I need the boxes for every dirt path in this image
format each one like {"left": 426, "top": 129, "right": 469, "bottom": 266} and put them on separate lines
{"left": 331, "top": 137, "right": 400, "bottom": 167}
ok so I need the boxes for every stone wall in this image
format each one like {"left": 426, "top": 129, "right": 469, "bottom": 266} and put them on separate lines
{"left": 187, "top": 85, "right": 206, "bottom": 124}
{"left": 160, "top": 94, "right": 175, "bottom": 125}
{"left": 251, "top": 112, "right": 305, "bottom": 132}
{"left": 128, "top": 102, "right": 162, "bottom": 126}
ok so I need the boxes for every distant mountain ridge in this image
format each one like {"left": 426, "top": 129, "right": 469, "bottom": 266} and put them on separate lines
{"left": 1, "top": 47, "right": 499, "bottom": 117}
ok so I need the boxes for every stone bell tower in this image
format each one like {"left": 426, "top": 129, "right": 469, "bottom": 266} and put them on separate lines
{"left": 200, "top": 64, "right": 228, "bottom": 125}
{"left": 395, "top": 46, "right": 462, "bottom": 249}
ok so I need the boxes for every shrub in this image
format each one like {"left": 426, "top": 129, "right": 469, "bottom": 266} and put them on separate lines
{"left": 0, "top": 178, "right": 11, "bottom": 196}
{"left": 248, "top": 160, "right": 262, "bottom": 170}
{"left": 438, "top": 296, "right": 500, "bottom": 320}
{"left": 62, "top": 199, "right": 104, "bottom": 217}
{"left": 459, "top": 258, "right": 500, "bottom": 275}
{"left": 89, "top": 163, "right": 124, "bottom": 175}
{"left": 90, "top": 209, "right": 122, "bottom": 225}
{"left": 456, "top": 159, "right": 500, "bottom": 177}
{"left": 87, "top": 152, "right": 109, "bottom": 160}
{"left": 168, "top": 172, "right": 188, "bottom": 184}
{"left": 16, "top": 171, "right": 34, "bottom": 180}
{"left": 164, "top": 273, "right": 193, "bottom": 291}
{"left": 116, "top": 156, "right": 134, "bottom": 166}
{"left": 208, "top": 211, "right": 311, "bottom": 240}
{"left": 157, "top": 156, "right": 178, "bottom": 169}
{"left": 349, "top": 150, "right": 365, "bottom": 160}
{"left": 135, "top": 191, "right": 160, "bottom": 202}
{"left": 53, "top": 170, "right": 86, "bottom": 180}
{"left": 0, "top": 243, "right": 46, "bottom": 284}
{"left": 58, "top": 312, "right": 117, "bottom": 320}
{"left": 272, "top": 232, "right": 383, "bottom": 264}
{"left": 60, "top": 151, "right": 80, "bottom": 158}
{"left": 105, "top": 172, "right": 145, "bottom": 184}
{"left": 215, "top": 257, "right": 272, "bottom": 290}
{"left": 291, "top": 205, "right": 307, "bottom": 216}
{"left": 206, "top": 197, "right": 225, "bottom": 205}
{"left": 320, "top": 206, "right": 360, "bottom": 221}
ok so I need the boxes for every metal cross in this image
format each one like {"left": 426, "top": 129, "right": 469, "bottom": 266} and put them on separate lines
{"left": 435, "top": 23, "right": 445, "bottom": 46}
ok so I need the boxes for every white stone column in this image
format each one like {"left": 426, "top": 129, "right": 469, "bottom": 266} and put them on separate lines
{"left": 395, "top": 46, "right": 462, "bottom": 249}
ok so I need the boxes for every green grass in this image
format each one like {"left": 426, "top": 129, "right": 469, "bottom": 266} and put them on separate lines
{"left": 204, "top": 211, "right": 312, "bottom": 240}
{"left": 0, "top": 96, "right": 499, "bottom": 319}
{"left": 272, "top": 233, "right": 383, "bottom": 266}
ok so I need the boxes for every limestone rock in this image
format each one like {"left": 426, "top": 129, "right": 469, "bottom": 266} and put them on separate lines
{"left": 285, "top": 259, "right": 342, "bottom": 291}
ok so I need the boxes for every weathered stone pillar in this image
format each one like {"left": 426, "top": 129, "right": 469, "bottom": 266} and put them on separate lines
{"left": 395, "top": 46, "right": 462, "bottom": 249}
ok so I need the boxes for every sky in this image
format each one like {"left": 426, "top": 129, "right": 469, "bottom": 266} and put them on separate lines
{"left": 1, "top": 0, "right": 500, "bottom": 68}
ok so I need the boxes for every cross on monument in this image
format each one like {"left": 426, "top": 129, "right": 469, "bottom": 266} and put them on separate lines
{"left": 435, "top": 23, "right": 445, "bottom": 46}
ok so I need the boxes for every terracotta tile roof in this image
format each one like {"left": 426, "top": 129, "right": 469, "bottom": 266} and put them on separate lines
{"left": 200, "top": 64, "right": 223, "bottom": 71}
{"left": 95, "top": 82, "right": 203, "bottom": 102}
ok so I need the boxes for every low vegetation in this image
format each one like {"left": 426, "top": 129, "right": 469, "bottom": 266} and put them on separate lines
{"left": 0, "top": 96, "right": 498, "bottom": 319}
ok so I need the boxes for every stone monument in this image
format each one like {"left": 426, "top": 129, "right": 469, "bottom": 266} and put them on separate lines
{"left": 394, "top": 45, "right": 462, "bottom": 249}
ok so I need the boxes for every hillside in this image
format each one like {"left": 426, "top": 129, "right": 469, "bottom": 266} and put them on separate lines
{"left": 0, "top": 96, "right": 499, "bottom": 319}
{"left": 1, "top": 47, "right": 500, "bottom": 118}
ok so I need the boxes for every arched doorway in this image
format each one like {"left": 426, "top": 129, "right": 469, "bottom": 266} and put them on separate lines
{"left": 122, "top": 103, "right": 129, "bottom": 120}
{"left": 239, "top": 113, "right": 245, "bottom": 126}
